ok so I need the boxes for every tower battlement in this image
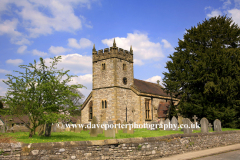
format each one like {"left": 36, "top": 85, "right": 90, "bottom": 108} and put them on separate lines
{"left": 92, "top": 39, "right": 133, "bottom": 63}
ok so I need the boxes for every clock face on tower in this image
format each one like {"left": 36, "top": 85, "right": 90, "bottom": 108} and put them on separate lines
{"left": 123, "top": 77, "right": 127, "bottom": 85}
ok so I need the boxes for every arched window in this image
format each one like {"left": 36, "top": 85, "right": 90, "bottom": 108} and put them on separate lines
{"left": 102, "top": 100, "right": 107, "bottom": 109}
{"left": 145, "top": 99, "right": 150, "bottom": 119}
{"left": 102, "top": 63, "right": 106, "bottom": 70}
{"left": 123, "top": 63, "right": 126, "bottom": 70}
{"left": 89, "top": 101, "right": 93, "bottom": 120}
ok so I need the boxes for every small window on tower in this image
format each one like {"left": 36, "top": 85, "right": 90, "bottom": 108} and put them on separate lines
{"left": 105, "top": 100, "right": 107, "bottom": 108}
{"left": 102, "top": 63, "right": 106, "bottom": 70}
{"left": 123, "top": 63, "right": 126, "bottom": 70}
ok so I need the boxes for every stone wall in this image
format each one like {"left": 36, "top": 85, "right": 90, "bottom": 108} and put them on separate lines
{"left": 1, "top": 131, "right": 240, "bottom": 160}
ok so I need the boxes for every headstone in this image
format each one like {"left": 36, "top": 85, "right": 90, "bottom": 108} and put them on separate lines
{"left": 51, "top": 123, "right": 57, "bottom": 132}
{"left": 65, "top": 127, "right": 70, "bottom": 132}
{"left": 178, "top": 114, "right": 183, "bottom": 126}
{"left": 102, "top": 121, "right": 107, "bottom": 130}
{"left": 159, "top": 119, "right": 164, "bottom": 130}
{"left": 200, "top": 117, "right": 209, "bottom": 133}
{"left": 122, "top": 121, "right": 128, "bottom": 133}
{"left": 70, "top": 125, "right": 75, "bottom": 132}
{"left": 104, "top": 127, "right": 115, "bottom": 138}
{"left": 1, "top": 125, "right": 5, "bottom": 133}
{"left": 83, "top": 124, "right": 88, "bottom": 131}
{"left": 90, "top": 116, "right": 98, "bottom": 137}
{"left": 56, "top": 121, "right": 64, "bottom": 132}
{"left": 164, "top": 118, "right": 171, "bottom": 130}
{"left": 115, "top": 119, "right": 121, "bottom": 133}
{"left": 182, "top": 118, "right": 192, "bottom": 134}
{"left": 97, "top": 125, "right": 103, "bottom": 134}
{"left": 208, "top": 123, "right": 213, "bottom": 131}
{"left": 213, "top": 119, "right": 222, "bottom": 132}
{"left": 192, "top": 115, "right": 198, "bottom": 130}
{"left": 127, "top": 121, "right": 134, "bottom": 134}
{"left": 171, "top": 116, "right": 178, "bottom": 131}
{"left": 75, "top": 119, "right": 82, "bottom": 133}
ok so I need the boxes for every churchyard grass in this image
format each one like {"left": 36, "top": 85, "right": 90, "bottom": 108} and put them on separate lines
{"left": 0, "top": 128, "right": 239, "bottom": 144}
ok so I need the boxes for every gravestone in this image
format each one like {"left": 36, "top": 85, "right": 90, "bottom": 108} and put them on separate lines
{"left": 213, "top": 119, "right": 222, "bottom": 132}
{"left": 83, "top": 124, "right": 88, "bottom": 131}
{"left": 208, "top": 123, "right": 213, "bottom": 131}
{"left": 171, "top": 116, "right": 178, "bottom": 131}
{"left": 178, "top": 114, "right": 183, "bottom": 126}
{"left": 1, "top": 125, "right": 5, "bottom": 133}
{"left": 150, "top": 121, "right": 159, "bottom": 130}
{"left": 65, "top": 127, "right": 70, "bottom": 131}
{"left": 90, "top": 116, "right": 98, "bottom": 137}
{"left": 75, "top": 119, "right": 82, "bottom": 133}
{"left": 192, "top": 115, "right": 198, "bottom": 130}
{"left": 122, "top": 121, "right": 128, "bottom": 133}
{"left": 97, "top": 124, "right": 103, "bottom": 134}
{"left": 182, "top": 118, "right": 192, "bottom": 134}
{"left": 159, "top": 119, "right": 164, "bottom": 130}
{"left": 104, "top": 127, "right": 115, "bottom": 138}
{"left": 56, "top": 121, "right": 64, "bottom": 132}
{"left": 164, "top": 118, "right": 171, "bottom": 130}
{"left": 127, "top": 120, "right": 134, "bottom": 134}
{"left": 51, "top": 123, "right": 57, "bottom": 132}
{"left": 200, "top": 117, "right": 209, "bottom": 133}
{"left": 115, "top": 119, "right": 121, "bottom": 133}
{"left": 104, "top": 120, "right": 115, "bottom": 137}
{"left": 70, "top": 125, "right": 75, "bottom": 132}
{"left": 102, "top": 121, "right": 107, "bottom": 130}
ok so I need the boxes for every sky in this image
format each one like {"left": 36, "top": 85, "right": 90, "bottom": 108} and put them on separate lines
{"left": 0, "top": 0, "right": 240, "bottom": 101}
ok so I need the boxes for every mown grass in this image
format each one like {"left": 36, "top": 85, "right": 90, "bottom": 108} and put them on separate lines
{"left": 0, "top": 128, "right": 239, "bottom": 144}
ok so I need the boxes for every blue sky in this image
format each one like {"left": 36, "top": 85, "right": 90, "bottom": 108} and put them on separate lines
{"left": 0, "top": 0, "right": 240, "bottom": 100}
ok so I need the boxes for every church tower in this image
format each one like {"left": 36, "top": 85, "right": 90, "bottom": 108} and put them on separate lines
{"left": 91, "top": 39, "right": 134, "bottom": 123}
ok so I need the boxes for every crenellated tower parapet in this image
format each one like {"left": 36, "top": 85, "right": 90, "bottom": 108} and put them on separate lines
{"left": 92, "top": 39, "right": 133, "bottom": 63}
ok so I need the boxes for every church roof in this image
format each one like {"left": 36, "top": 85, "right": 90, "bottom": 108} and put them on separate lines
{"left": 133, "top": 79, "right": 171, "bottom": 97}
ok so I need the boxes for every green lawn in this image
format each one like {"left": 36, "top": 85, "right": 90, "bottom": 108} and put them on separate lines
{"left": 0, "top": 128, "right": 239, "bottom": 144}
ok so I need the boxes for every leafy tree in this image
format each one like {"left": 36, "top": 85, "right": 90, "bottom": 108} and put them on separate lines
{"left": 163, "top": 15, "right": 240, "bottom": 128}
{"left": 2, "top": 56, "right": 85, "bottom": 137}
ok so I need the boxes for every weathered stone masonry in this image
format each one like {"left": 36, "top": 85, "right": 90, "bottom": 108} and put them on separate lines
{"left": 81, "top": 39, "right": 180, "bottom": 124}
{"left": 1, "top": 131, "right": 240, "bottom": 160}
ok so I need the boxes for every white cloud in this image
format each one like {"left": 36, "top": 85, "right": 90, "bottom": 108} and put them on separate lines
{"left": 207, "top": 9, "right": 222, "bottom": 18}
{"left": 223, "top": 0, "right": 231, "bottom": 9}
{"left": 0, "top": 69, "right": 11, "bottom": 74}
{"left": 49, "top": 46, "right": 71, "bottom": 55}
{"left": 32, "top": 49, "right": 48, "bottom": 57}
{"left": 6, "top": 59, "right": 23, "bottom": 66}
{"left": 13, "top": 38, "right": 31, "bottom": 45}
{"left": 145, "top": 75, "right": 163, "bottom": 86}
{"left": 134, "top": 59, "right": 144, "bottom": 66}
{"left": 0, "top": 0, "right": 96, "bottom": 40}
{"left": 0, "top": 19, "right": 21, "bottom": 37}
{"left": 68, "top": 74, "right": 92, "bottom": 101}
{"left": 44, "top": 54, "right": 92, "bottom": 74}
{"left": 102, "top": 32, "right": 166, "bottom": 65}
{"left": 228, "top": 9, "right": 240, "bottom": 25}
{"left": 17, "top": 45, "right": 27, "bottom": 54}
{"left": 68, "top": 38, "right": 92, "bottom": 49}
{"left": 161, "top": 39, "right": 172, "bottom": 48}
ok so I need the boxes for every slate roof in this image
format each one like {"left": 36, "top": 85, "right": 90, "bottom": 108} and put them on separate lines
{"left": 0, "top": 115, "right": 29, "bottom": 124}
{"left": 133, "top": 79, "right": 171, "bottom": 97}
{"left": 157, "top": 102, "right": 171, "bottom": 118}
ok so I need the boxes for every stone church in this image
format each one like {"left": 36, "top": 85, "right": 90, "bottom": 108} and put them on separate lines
{"left": 81, "top": 39, "right": 179, "bottom": 124}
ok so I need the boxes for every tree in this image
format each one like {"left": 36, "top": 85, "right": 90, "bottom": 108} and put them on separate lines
{"left": 163, "top": 15, "right": 240, "bottom": 128}
{"left": 2, "top": 56, "right": 85, "bottom": 137}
